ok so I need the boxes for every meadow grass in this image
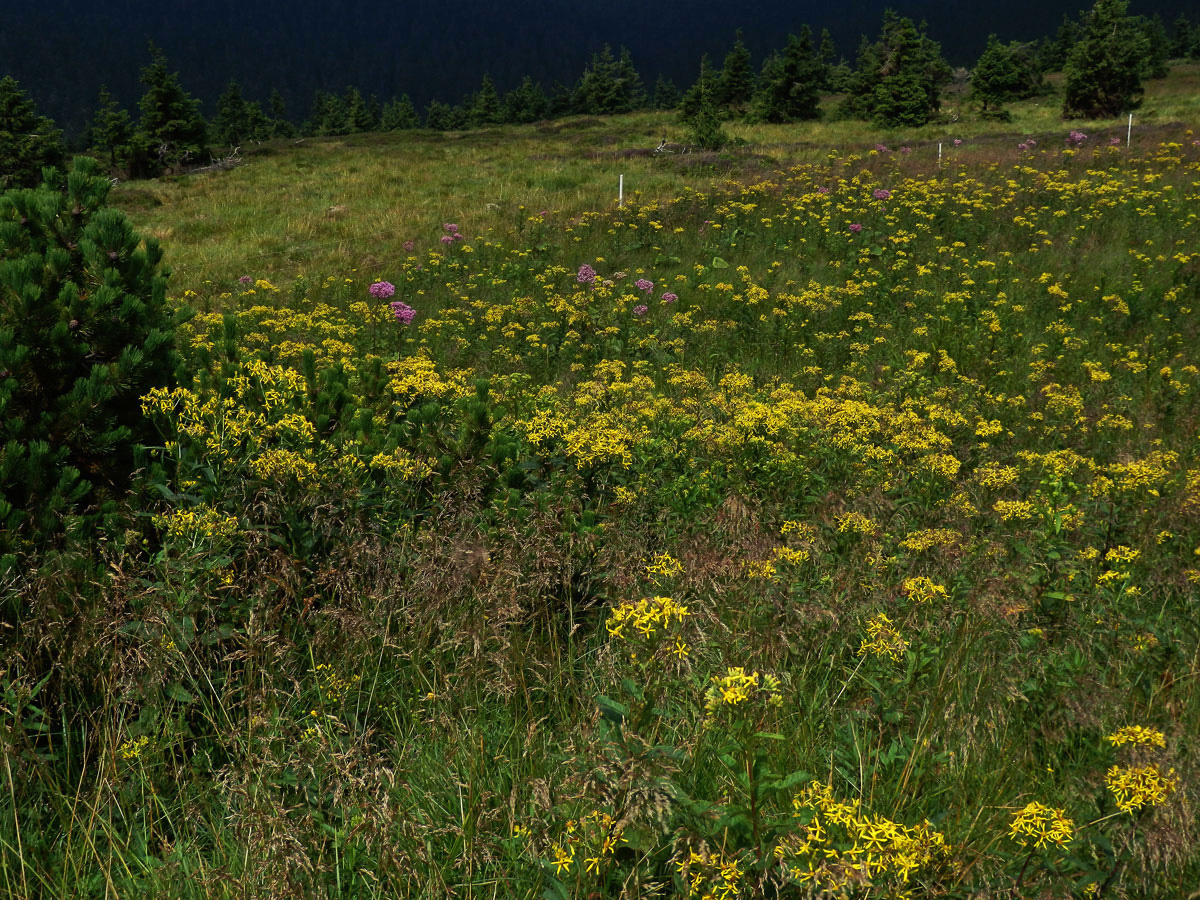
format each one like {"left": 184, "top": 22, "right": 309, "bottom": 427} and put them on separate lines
{"left": 3, "top": 63, "right": 1200, "bottom": 899}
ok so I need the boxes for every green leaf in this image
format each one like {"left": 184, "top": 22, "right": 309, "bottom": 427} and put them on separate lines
{"left": 597, "top": 694, "right": 628, "bottom": 725}
{"left": 711, "top": 256, "right": 729, "bottom": 268}
{"left": 165, "top": 683, "right": 195, "bottom": 703}
{"left": 764, "top": 770, "right": 811, "bottom": 793}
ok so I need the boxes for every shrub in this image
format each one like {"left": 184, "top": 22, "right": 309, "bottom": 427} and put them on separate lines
{"left": 0, "top": 158, "right": 184, "bottom": 573}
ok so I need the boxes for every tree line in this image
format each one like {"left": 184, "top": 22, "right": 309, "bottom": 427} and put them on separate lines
{"left": 2, "top": 0, "right": 1197, "bottom": 185}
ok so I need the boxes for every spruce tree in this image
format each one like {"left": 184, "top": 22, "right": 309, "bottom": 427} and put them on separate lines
{"left": 679, "top": 55, "right": 719, "bottom": 122}
{"left": 817, "top": 28, "right": 837, "bottom": 89}
{"left": 577, "top": 45, "right": 621, "bottom": 114}
{"left": 212, "top": 79, "right": 252, "bottom": 148}
{"left": 1135, "top": 15, "right": 1171, "bottom": 78}
{"left": 267, "top": 90, "right": 296, "bottom": 138}
{"left": 503, "top": 77, "right": 549, "bottom": 124}
{"left": 471, "top": 74, "right": 503, "bottom": 125}
{"left": 842, "top": 11, "right": 951, "bottom": 127}
{"left": 751, "top": 28, "right": 824, "bottom": 123}
{"left": 0, "top": 157, "right": 183, "bottom": 568}
{"left": 425, "top": 100, "right": 455, "bottom": 130}
{"left": 682, "top": 74, "right": 728, "bottom": 151}
{"left": 89, "top": 86, "right": 133, "bottom": 169}
{"left": 971, "top": 36, "right": 1023, "bottom": 115}
{"left": 1043, "top": 15, "right": 1081, "bottom": 72}
{"left": 135, "top": 45, "right": 207, "bottom": 173}
{"left": 717, "top": 31, "right": 755, "bottom": 114}
{"left": 1062, "top": 0, "right": 1149, "bottom": 119}
{"left": 1169, "top": 15, "right": 1197, "bottom": 58}
{"left": 652, "top": 75, "right": 682, "bottom": 111}
{"left": 381, "top": 94, "right": 420, "bottom": 130}
{"left": 0, "top": 76, "right": 65, "bottom": 191}
{"left": 345, "top": 87, "right": 375, "bottom": 132}
{"left": 613, "top": 47, "right": 647, "bottom": 113}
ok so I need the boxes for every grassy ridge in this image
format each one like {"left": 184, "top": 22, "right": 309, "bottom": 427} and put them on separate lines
{"left": 4, "top": 65, "right": 1200, "bottom": 899}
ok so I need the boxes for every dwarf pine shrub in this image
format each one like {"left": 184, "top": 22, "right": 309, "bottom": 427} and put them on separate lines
{"left": 0, "top": 157, "right": 183, "bottom": 575}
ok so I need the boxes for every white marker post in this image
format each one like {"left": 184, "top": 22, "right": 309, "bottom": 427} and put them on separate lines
{"left": 618, "top": 174, "right": 624, "bottom": 207}
{"left": 1127, "top": 113, "right": 1133, "bottom": 148}
{"left": 938, "top": 142, "right": 943, "bottom": 165}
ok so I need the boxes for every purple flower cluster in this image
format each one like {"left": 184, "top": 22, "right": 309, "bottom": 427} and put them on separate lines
{"left": 635, "top": 278, "right": 654, "bottom": 293}
{"left": 632, "top": 304, "right": 649, "bottom": 318}
{"left": 817, "top": 186, "right": 831, "bottom": 195}
{"left": 872, "top": 189, "right": 892, "bottom": 200}
{"left": 577, "top": 264, "right": 597, "bottom": 284}
{"left": 875, "top": 143, "right": 889, "bottom": 153}
{"left": 440, "top": 223, "right": 465, "bottom": 244}
{"left": 238, "top": 274, "right": 253, "bottom": 285}
{"left": 849, "top": 223, "right": 863, "bottom": 234}
{"left": 953, "top": 139, "right": 963, "bottom": 147}
{"left": 403, "top": 240, "right": 415, "bottom": 252}
{"left": 1109, "top": 136, "right": 1122, "bottom": 145}
{"left": 1067, "top": 130, "right": 1088, "bottom": 145}
{"left": 900, "top": 146, "right": 912, "bottom": 154}
{"left": 1018, "top": 138, "right": 1038, "bottom": 151}
{"left": 369, "top": 280, "right": 396, "bottom": 299}
{"left": 390, "top": 300, "right": 416, "bottom": 324}
{"left": 661, "top": 292, "right": 678, "bottom": 304}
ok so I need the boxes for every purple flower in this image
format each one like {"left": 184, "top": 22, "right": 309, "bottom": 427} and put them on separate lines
{"left": 369, "top": 281, "right": 396, "bottom": 299}
{"left": 440, "top": 234, "right": 455, "bottom": 244}
{"left": 875, "top": 143, "right": 888, "bottom": 153}
{"left": 1018, "top": 142, "right": 1030, "bottom": 151}
{"left": 1068, "top": 130, "right": 1088, "bottom": 145}
{"left": 817, "top": 186, "right": 831, "bottom": 194}
{"left": 849, "top": 223, "right": 863, "bottom": 233}
{"left": 900, "top": 146, "right": 912, "bottom": 154}
{"left": 953, "top": 139, "right": 963, "bottom": 147}
{"left": 389, "top": 300, "right": 416, "bottom": 324}
{"left": 635, "top": 278, "right": 654, "bottom": 293}
{"left": 661, "top": 292, "right": 678, "bottom": 303}
{"left": 1109, "top": 136, "right": 1121, "bottom": 145}
{"left": 577, "top": 264, "right": 596, "bottom": 284}
{"left": 238, "top": 274, "right": 253, "bottom": 284}
{"left": 873, "top": 189, "right": 891, "bottom": 200}
{"left": 632, "top": 304, "right": 649, "bottom": 317}
{"left": 403, "top": 240, "right": 415, "bottom": 252}
{"left": 443, "top": 222, "right": 459, "bottom": 233}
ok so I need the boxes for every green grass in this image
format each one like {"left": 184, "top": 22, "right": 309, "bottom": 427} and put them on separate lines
{"left": 4, "top": 63, "right": 1200, "bottom": 899}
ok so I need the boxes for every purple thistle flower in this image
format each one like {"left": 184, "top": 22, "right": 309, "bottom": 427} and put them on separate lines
{"left": 635, "top": 278, "right": 654, "bottom": 293}
{"left": 443, "top": 222, "right": 459, "bottom": 233}
{"left": 369, "top": 281, "right": 396, "bottom": 299}
{"left": 849, "top": 223, "right": 863, "bottom": 234}
{"left": 632, "top": 304, "right": 649, "bottom": 317}
{"left": 817, "top": 186, "right": 831, "bottom": 194}
{"left": 403, "top": 240, "right": 415, "bottom": 252}
{"left": 661, "top": 292, "right": 678, "bottom": 303}
{"left": 389, "top": 300, "right": 416, "bottom": 324}
{"left": 238, "top": 274, "right": 254, "bottom": 284}
{"left": 872, "top": 189, "right": 891, "bottom": 200}
{"left": 440, "top": 234, "right": 455, "bottom": 244}
{"left": 875, "top": 143, "right": 888, "bottom": 153}
{"left": 1018, "top": 142, "right": 1030, "bottom": 151}
{"left": 1068, "top": 130, "right": 1087, "bottom": 145}
{"left": 577, "top": 264, "right": 596, "bottom": 284}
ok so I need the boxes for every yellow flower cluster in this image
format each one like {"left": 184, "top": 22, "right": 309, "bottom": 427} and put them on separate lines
{"left": 152, "top": 506, "right": 239, "bottom": 543}
{"left": 859, "top": 613, "right": 908, "bottom": 662}
{"left": 546, "top": 810, "right": 626, "bottom": 877}
{"left": 1007, "top": 801, "right": 1074, "bottom": 849}
{"left": 776, "top": 781, "right": 948, "bottom": 891}
{"left": 605, "top": 595, "right": 689, "bottom": 641}
{"left": 901, "top": 576, "right": 947, "bottom": 604}
{"left": 314, "top": 663, "right": 362, "bottom": 704}
{"left": 703, "top": 667, "right": 781, "bottom": 715}
{"left": 1105, "top": 764, "right": 1178, "bottom": 813}
{"left": 1105, "top": 725, "right": 1166, "bottom": 748}
{"left": 676, "top": 847, "right": 743, "bottom": 900}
